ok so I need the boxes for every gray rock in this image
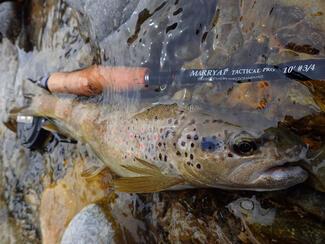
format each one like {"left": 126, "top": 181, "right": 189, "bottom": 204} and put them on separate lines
{"left": 61, "top": 204, "right": 115, "bottom": 244}
{"left": 0, "top": 2, "right": 20, "bottom": 41}
{"left": 64, "top": 0, "right": 139, "bottom": 41}
{"left": 100, "top": 0, "right": 217, "bottom": 70}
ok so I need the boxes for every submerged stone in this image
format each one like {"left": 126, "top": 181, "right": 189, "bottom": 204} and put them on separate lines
{"left": 61, "top": 204, "right": 115, "bottom": 244}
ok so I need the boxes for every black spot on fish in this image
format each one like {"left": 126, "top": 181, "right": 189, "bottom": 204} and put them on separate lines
{"left": 181, "top": 141, "right": 186, "bottom": 147}
{"left": 196, "top": 164, "right": 201, "bottom": 169}
{"left": 203, "top": 119, "right": 210, "bottom": 124}
{"left": 190, "top": 154, "right": 194, "bottom": 160}
{"left": 228, "top": 153, "right": 233, "bottom": 157}
{"left": 187, "top": 161, "right": 191, "bottom": 166}
{"left": 194, "top": 135, "right": 199, "bottom": 140}
{"left": 191, "top": 143, "right": 195, "bottom": 148}
{"left": 158, "top": 142, "right": 162, "bottom": 147}
{"left": 176, "top": 151, "right": 181, "bottom": 156}
{"left": 159, "top": 153, "right": 162, "bottom": 160}
{"left": 155, "top": 116, "right": 158, "bottom": 120}
{"left": 174, "top": 120, "right": 179, "bottom": 125}
{"left": 185, "top": 152, "right": 188, "bottom": 157}
{"left": 187, "top": 135, "right": 191, "bottom": 140}
{"left": 168, "top": 119, "right": 172, "bottom": 124}
{"left": 164, "top": 155, "right": 168, "bottom": 162}
{"left": 173, "top": 143, "right": 177, "bottom": 147}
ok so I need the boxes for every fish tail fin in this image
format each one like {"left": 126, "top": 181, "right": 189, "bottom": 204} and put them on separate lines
{"left": 11, "top": 79, "right": 58, "bottom": 118}
{"left": 24, "top": 78, "right": 51, "bottom": 97}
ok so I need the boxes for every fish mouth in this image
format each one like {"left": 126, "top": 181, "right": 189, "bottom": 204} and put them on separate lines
{"left": 252, "top": 163, "right": 308, "bottom": 190}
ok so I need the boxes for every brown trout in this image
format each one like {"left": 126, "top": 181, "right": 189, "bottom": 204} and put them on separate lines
{"left": 16, "top": 82, "right": 308, "bottom": 193}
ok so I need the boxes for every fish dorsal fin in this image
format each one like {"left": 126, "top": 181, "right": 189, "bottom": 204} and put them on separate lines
{"left": 113, "top": 157, "right": 184, "bottom": 193}
{"left": 133, "top": 104, "right": 180, "bottom": 120}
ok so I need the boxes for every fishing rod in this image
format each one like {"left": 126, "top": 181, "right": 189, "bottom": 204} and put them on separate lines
{"left": 31, "top": 59, "right": 325, "bottom": 96}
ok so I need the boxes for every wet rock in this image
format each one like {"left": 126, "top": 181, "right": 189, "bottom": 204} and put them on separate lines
{"left": 100, "top": 0, "right": 217, "bottom": 70}
{"left": 61, "top": 204, "right": 114, "bottom": 244}
{"left": 199, "top": 0, "right": 244, "bottom": 68}
{"left": 283, "top": 186, "right": 325, "bottom": 221}
{"left": 65, "top": 0, "right": 139, "bottom": 42}
{"left": 0, "top": 1, "right": 21, "bottom": 42}
{"left": 0, "top": 38, "right": 18, "bottom": 123}
{"left": 228, "top": 195, "right": 325, "bottom": 244}
{"left": 277, "top": 22, "right": 324, "bottom": 55}
{"left": 40, "top": 156, "right": 111, "bottom": 244}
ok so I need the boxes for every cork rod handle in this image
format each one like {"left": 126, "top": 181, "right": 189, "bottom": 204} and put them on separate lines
{"left": 47, "top": 65, "right": 149, "bottom": 96}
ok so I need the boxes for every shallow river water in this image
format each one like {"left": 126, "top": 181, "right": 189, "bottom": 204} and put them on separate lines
{"left": 0, "top": 0, "right": 324, "bottom": 243}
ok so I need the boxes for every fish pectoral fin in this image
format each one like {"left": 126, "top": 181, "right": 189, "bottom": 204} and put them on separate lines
{"left": 121, "top": 157, "right": 161, "bottom": 175}
{"left": 114, "top": 157, "right": 184, "bottom": 193}
{"left": 81, "top": 164, "right": 108, "bottom": 179}
{"left": 113, "top": 176, "right": 184, "bottom": 193}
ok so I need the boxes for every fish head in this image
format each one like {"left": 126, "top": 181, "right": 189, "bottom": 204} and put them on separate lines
{"left": 172, "top": 114, "right": 308, "bottom": 191}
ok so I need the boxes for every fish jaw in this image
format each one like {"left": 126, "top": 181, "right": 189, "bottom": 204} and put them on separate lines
{"left": 249, "top": 165, "right": 308, "bottom": 191}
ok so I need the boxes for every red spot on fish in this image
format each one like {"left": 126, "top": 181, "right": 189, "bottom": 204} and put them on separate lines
{"left": 154, "top": 133, "right": 159, "bottom": 141}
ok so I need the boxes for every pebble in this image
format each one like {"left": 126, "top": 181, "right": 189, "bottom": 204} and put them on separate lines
{"left": 61, "top": 204, "right": 115, "bottom": 244}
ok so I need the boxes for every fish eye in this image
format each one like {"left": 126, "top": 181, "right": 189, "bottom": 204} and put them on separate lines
{"left": 201, "top": 137, "right": 223, "bottom": 152}
{"left": 232, "top": 139, "right": 257, "bottom": 156}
